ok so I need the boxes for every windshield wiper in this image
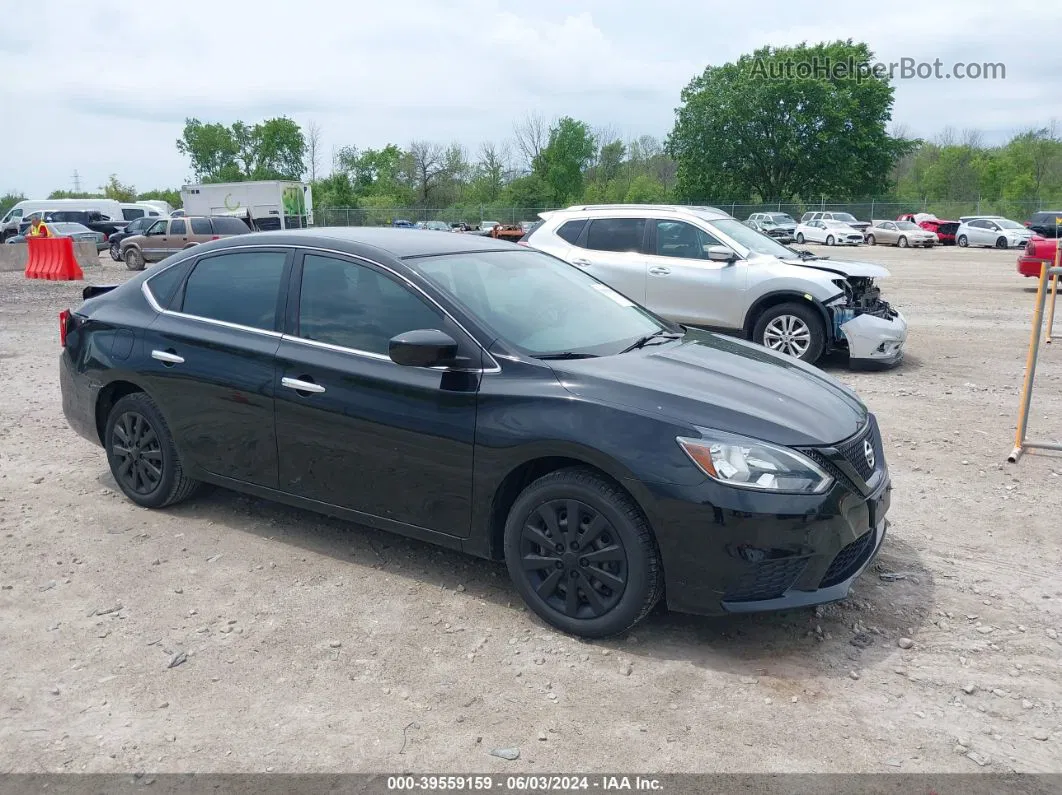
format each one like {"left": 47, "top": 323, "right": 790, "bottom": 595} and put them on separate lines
{"left": 619, "top": 329, "right": 684, "bottom": 354}
{"left": 536, "top": 352, "right": 600, "bottom": 360}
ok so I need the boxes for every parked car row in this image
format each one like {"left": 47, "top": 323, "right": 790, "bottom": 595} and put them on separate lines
{"left": 3, "top": 221, "right": 107, "bottom": 250}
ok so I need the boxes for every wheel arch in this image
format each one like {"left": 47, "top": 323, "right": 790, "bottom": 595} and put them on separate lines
{"left": 743, "top": 290, "right": 834, "bottom": 344}
{"left": 94, "top": 379, "right": 147, "bottom": 445}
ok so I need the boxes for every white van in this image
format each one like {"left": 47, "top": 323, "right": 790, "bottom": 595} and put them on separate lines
{"left": 119, "top": 202, "right": 166, "bottom": 221}
{"left": 1, "top": 199, "right": 125, "bottom": 240}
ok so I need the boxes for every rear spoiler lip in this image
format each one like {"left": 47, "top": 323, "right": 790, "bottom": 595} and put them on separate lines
{"left": 82, "top": 283, "right": 119, "bottom": 300}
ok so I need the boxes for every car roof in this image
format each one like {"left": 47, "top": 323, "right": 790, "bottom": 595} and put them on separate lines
{"left": 202, "top": 227, "right": 516, "bottom": 259}
{"left": 541, "top": 204, "right": 733, "bottom": 222}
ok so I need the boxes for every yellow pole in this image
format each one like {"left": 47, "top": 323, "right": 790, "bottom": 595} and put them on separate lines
{"left": 1011, "top": 261, "right": 1049, "bottom": 461}
{"left": 1047, "top": 238, "right": 1061, "bottom": 344}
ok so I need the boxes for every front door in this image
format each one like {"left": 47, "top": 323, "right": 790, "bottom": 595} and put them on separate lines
{"left": 643, "top": 219, "right": 748, "bottom": 329}
{"left": 138, "top": 248, "right": 291, "bottom": 487}
{"left": 273, "top": 251, "right": 480, "bottom": 537}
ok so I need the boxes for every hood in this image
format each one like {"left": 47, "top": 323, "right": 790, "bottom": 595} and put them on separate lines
{"left": 778, "top": 255, "right": 891, "bottom": 279}
{"left": 548, "top": 330, "right": 867, "bottom": 447}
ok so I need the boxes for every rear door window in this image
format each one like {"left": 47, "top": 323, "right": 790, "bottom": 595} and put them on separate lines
{"left": 189, "top": 218, "right": 212, "bottom": 235}
{"left": 584, "top": 218, "right": 646, "bottom": 252}
{"left": 177, "top": 251, "right": 288, "bottom": 331}
{"left": 555, "top": 219, "right": 586, "bottom": 244}
{"left": 170, "top": 219, "right": 187, "bottom": 235}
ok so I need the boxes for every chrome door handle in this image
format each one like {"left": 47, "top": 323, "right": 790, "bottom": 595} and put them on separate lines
{"left": 151, "top": 350, "right": 184, "bottom": 364}
{"left": 282, "top": 376, "right": 325, "bottom": 394}
{"left": 648, "top": 266, "right": 670, "bottom": 276}
{"left": 571, "top": 258, "right": 591, "bottom": 267}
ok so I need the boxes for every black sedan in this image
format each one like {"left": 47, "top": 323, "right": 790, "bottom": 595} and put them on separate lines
{"left": 59, "top": 228, "right": 892, "bottom": 638}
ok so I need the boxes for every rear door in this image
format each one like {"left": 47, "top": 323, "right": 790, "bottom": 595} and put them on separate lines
{"left": 566, "top": 217, "right": 648, "bottom": 303}
{"left": 139, "top": 248, "right": 292, "bottom": 487}
{"left": 166, "top": 218, "right": 190, "bottom": 253}
{"left": 643, "top": 219, "right": 747, "bottom": 329}
{"left": 272, "top": 251, "right": 480, "bottom": 537}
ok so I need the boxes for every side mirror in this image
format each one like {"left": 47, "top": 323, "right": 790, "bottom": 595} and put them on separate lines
{"left": 706, "top": 245, "right": 737, "bottom": 263}
{"left": 389, "top": 329, "right": 458, "bottom": 368}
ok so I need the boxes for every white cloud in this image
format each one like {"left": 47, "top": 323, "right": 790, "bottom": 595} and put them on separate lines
{"left": 1, "top": 0, "right": 1059, "bottom": 197}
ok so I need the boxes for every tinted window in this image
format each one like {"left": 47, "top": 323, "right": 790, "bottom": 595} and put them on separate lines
{"left": 211, "top": 217, "right": 251, "bottom": 235}
{"left": 190, "top": 218, "right": 212, "bottom": 235}
{"left": 179, "top": 251, "right": 287, "bottom": 330}
{"left": 123, "top": 208, "right": 144, "bottom": 220}
{"left": 145, "top": 259, "right": 195, "bottom": 310}
{"left": 556, "top": 219, "right": 586, "bottom": 244}
{"left": 298, "top": 254, "right": 442, "bottom": 355}
{"left": 584, "top": 218, "right": 645, "bottom": 252}
{"left": 170, "top": 219, "right": 187, "bottom": 235}
{"left": 653, "top": 221, "right": 720, "bottom": 259}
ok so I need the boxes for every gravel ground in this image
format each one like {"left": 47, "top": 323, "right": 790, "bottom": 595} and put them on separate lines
{"left": 1, "top": 244, "right": 1060, "bottom": 774}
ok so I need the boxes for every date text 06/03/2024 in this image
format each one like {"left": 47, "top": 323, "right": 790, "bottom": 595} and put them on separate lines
{"left": 386, "top": 775, "right": 665, "bottom": 791}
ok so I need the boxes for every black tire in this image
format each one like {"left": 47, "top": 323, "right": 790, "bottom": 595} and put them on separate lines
{"left": 795, "top": 232, "right": 805, "bottom": 244}
{"left": 996, "top": 236, "right": 1008, "bottom": 249}
{"left": 898, "top": 235, "right": 908, "bottom": 248}
{"left": 866, "top": 234, "right": 876, "bottom": 246}
{"left": 105, "top": 392, "right": 201, "bottom": 509}
{"left": 124, "top": 247, "right": 144, "bottom": 271}
{"left": 825, "top": 235, "right": 834, "bottom": 246}
{"left": 503, "top": 467, "right": 663, "bottom": 639}
{"left": 753, "top": 301, "right": 827, "bottom": 363}
{"left": 957, "top": 234, "right": 968, "bottom": 247}
{"left": 109, "top": 241, "right": 121, "bottom": 261}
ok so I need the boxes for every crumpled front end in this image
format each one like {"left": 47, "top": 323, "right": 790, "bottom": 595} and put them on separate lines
{"left": 828, "top": 277, "right": 907, "bottom": 366}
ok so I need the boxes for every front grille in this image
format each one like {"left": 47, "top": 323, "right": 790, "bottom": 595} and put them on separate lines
{"left": 836, "top": 420, "right": 877, "bottom": 482}
{"left": 819, "top": 531, "right": 875, "bottom": 588}
{"left": 723, "top": 556, "right": 808, "bottom": 602}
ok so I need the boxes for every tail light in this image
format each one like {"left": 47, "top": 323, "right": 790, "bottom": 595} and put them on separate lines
{"left": 211, "top": 235, "right": 220, "bottom": 240}
{"left": 1025, "top": 241, "right": 1035, "bottom": 256}
{"left": 59, "top": 310, "right": 71, "bottom": 347}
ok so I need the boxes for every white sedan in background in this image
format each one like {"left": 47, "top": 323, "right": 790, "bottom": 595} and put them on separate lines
{"left": 795, "top": 219, "right": 865, "bottom": 246}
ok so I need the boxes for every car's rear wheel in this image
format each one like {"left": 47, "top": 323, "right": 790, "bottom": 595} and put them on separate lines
{"left": 866, "top": 234, "right": 876, "bottom": 245}
{"left": 825, "top": 235, "right": 835, "bottom": 246}
{"left": 124, "top": 247, "right": 144, "bottom": 271}
{"left": 957, "top": 234, "right": 968, "bottom": 247}
{"left": 109, "top": 241, "right": 121, "bottom": 261}
{"left": 503, "top": 468, "right": 662, "bottom": 638}
{"left": 996, "top": 236, "right": 1008, "bottom": 249}
{"left": 105, "top": 392, "right": 201, "bottom": 509}
{"left": 795, "top": 232, "right": 805, "bottom": 244}
{"left": 898, "top": 235, "right": 908, "bottom": 248}
{"left": 754, "top": 302, "right": 827, "bottom": 363}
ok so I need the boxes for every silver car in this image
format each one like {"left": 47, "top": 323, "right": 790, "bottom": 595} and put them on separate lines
{"left": 865, "top": 220, "right": 937, "bottom": 248}
{"left": 955, "top": 217, "right": 1033, "bottom": 249}
{"left": 525, "top": 204, "right": 907, "bottom": 366}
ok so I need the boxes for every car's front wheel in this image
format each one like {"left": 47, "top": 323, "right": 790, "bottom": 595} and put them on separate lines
{"left": 825, "top": 235, "right": 835, "bottom": 246}
{"left": 754, "top": 302, "right": 827, "bottom": 363}
{"left": 105, "top": 392, "right": 201, "bottom": 509}
{"left": 124, "top": 247, "right": 144, "bottom": 271}
{"left": 957, "top": 234, "right": 968, "bottom": 247}
{"left": 996, "top": 236, "right": 1008, "bottom": 249}
{"left": 795, "top": 232, "right": 805, "bottom": 244}
{"left": 109, "top": 241, "right": 122, "bottom": 261}
{"left": 504, "top": 468, "right": 663, "bottom": 638}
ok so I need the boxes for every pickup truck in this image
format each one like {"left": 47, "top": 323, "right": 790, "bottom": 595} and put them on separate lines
{"left": 19, "top": 210, "right": 126, "bottom": 241}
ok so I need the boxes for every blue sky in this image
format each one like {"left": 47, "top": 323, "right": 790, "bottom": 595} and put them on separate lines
{"left": 1, "top": 0, "right": 1059, "bottom": 197}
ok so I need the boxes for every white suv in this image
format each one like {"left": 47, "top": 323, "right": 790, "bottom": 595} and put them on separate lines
{"left": 524, "top": 204, "right": 907, "bottom": 366}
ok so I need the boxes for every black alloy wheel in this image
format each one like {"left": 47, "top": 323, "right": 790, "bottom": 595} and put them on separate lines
{"left": 105, "top": 392, "right": 201, "bottom": 508}
{"left": 504, "top": 468, "right": 662, "bottom": 638}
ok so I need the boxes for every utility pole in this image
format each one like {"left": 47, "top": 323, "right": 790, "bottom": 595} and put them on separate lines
{"left": 71, "top": 170, "right": 82, "bottom": 193}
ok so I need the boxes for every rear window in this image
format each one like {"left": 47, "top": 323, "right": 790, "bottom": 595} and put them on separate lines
{"left": 555, "top": 219, "right": 586, "bottom": 244}
{"left": 210, "top": 217, "right": 251, "bottom": 235}
{"left": 123, "top": 208, "right": 145, "bottom": 220}
{"left": 190, "top": 218, "right": 212, "bottom": 235}
{"left": 584, "top": 218, "right": 646, "bottom": 252}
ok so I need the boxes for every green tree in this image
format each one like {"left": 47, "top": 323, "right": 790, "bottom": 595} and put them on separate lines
{"left": 668, "top": 40, "right": 913, "bottom": 201}
{"left": 1, "top": 192, "right": 25, "bottom": 216}
{"left": 177, "top": 117, "right": 306, "bottom": 182}
{"left": 102, "top": 174, "right": 137, "bottom": 202}
{"left": 533, "top": 117, "right": 596, "bottom": 204}
{"left": 137, "top": 188, "right": 182, "bottom": 209}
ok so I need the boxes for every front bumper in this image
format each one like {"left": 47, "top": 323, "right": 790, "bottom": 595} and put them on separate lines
{"left": 839, "top": 310, "right": 907, "bottom": 365}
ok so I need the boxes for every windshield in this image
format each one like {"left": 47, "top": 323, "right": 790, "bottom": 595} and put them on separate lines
{"left": 896, "top": 221, "right": 919, "bottom": 230}
{"left": 823, "top": 220, "right": 852, "bottom": 228}
{"left": 766, "top": 213, "right": 794, "bottom": 223}
{"left": 708, "top": 218, "right": 796, "bottom": 258}
{"left": 410, "top": 250, "right": 666, "bottom": 357}
{"left": 997, "top": 219, "right": 1024, "bottom": 230}
{"left": 832, "top": 213, "right": 857, "bottom": 223}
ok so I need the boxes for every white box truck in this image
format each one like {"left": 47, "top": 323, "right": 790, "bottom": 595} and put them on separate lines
{"left": 180, "top": 181, "right": 313, "bottom": 231}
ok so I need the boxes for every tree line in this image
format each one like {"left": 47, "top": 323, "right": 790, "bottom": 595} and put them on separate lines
{"left": 3, "top": 40, "right": 1059, "bottom": 221}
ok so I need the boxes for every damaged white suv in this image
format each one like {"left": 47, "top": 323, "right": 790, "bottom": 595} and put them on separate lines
{"left": 524, "top": 204, "right": 907, "bottom": 367}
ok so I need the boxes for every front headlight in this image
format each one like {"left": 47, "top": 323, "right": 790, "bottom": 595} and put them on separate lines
{"left": 677, "top": 431, "right": 833, "bottom": 494}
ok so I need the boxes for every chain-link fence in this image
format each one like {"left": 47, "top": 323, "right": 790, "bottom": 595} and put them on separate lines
{"left": 310, "top": 199, "right": 1059, "bottom": 228}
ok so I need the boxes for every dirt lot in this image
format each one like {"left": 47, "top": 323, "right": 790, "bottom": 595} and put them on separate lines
{"left": 1, "top": 244, "right": 1060, "bottom": 775}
